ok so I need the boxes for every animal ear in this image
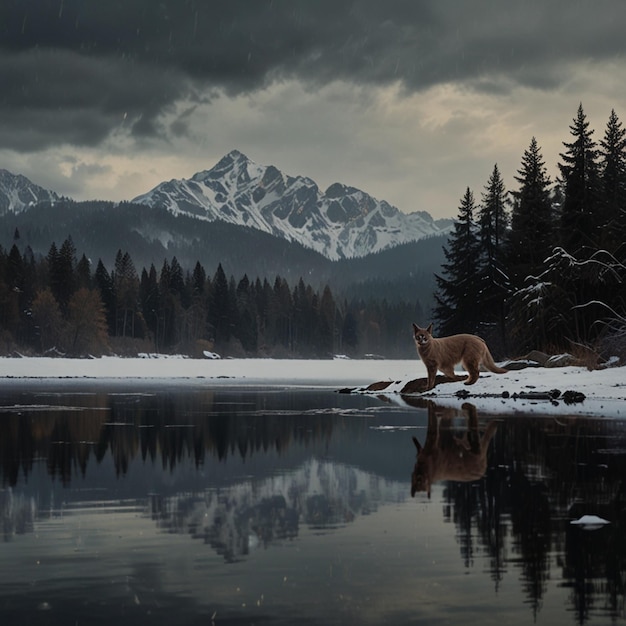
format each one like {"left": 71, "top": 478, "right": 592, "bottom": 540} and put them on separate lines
{"left": 412, "top": 322, "right": 418, "bottom": 333}
{"left": 412, "top": 436, "right": 422, "bottom": 452}
{"left": 426, "top": 323, "right": 433, "bottom": 335}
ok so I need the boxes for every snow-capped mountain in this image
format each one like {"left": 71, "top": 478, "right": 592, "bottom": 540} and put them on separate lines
{"left": 0, "top": 169, "right": 59, "bottom": 215}
{"left": 132, "top": 150, "right": 451, "bottom": 260}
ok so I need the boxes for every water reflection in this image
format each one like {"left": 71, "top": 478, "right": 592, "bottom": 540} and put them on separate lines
{"left": 431, "top": 404, "right": 626, "bottom": 623}
{"left": 0, "top": 386, "right": 625, "bottom": 624}
{"left": 410, "top": 401, "right": 498, "bottom": 497}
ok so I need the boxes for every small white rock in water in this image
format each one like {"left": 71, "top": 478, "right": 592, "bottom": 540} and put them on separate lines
{"left": 570, "top": 515, "right": 610, "bottom": 530}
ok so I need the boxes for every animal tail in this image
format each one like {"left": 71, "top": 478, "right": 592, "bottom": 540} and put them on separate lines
{"left": 483, "top": 349, "right": 508, "bottom": 374}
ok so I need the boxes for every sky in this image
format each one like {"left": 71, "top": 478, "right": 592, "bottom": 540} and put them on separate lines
{"left": 2, "top": 0, "right": 626, "bottom": 219}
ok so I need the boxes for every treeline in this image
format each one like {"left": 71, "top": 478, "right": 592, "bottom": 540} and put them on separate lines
{"left": 435, "top": 104, "right": 626, "bottom": 360}
{"left": 0, "top": 236, "right": 425, "bottom": 358}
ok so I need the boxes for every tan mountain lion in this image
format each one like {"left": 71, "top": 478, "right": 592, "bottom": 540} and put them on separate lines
{"left": 412, "top": 323, "right": 507, "bottom": 390}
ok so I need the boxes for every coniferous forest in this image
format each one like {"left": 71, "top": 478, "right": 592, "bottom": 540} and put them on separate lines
{"left": 1, "top": 103, "right": 624, "bottom": 362}
{"left": 434, "top": 104, "right": 626, "bottom": 361}
{"left": 0, "top": 236, "right": 425, "bottom": 359}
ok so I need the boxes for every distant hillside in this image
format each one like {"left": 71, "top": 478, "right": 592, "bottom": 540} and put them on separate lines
{"left": 0, "top": 198, "right": 447, "bottom": 307}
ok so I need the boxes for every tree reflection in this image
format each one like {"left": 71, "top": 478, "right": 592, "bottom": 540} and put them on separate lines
{"left": 0, "top": 390, "right": 337, "bottom": 485}
{"left": 432, "top": 405, "right": 626, "bottom": 624}
{"left": 2, "top": 390, "right": 626, "bottom": 622}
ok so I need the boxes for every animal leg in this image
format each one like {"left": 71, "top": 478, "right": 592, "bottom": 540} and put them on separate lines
{"left": 426, "top": 366, "right": 437, "bottom": 390}
{"left": 440, "top": 366, "right": 456, "bottom": 380}
{"left": 463, "top": 360, "right": 480, "bottom": 385}
{"left": 441, "top": 368, "right": 467, "bottom": 384}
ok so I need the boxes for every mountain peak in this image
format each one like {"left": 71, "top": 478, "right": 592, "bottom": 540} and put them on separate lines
{"left": 0, "top": 169, "right": 59, "bottom": 215}
{"left": 132, "top": 151, "right": 451, "bottom": 260}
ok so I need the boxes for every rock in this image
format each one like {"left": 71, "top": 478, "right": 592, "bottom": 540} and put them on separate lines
{"left": 523, "top": 350, "right": 550, "bottom": 366}
{"left": 545, "top": 353, "right": 578, "bottom": 368}
{"left": 562, "top": 390, "right": 586, "bottom": 404}
{"left": 399, "top": 374, "right": 466, "bottom": 394}
{"left": 364, "top": 380, "right": 394, "bottom": 392}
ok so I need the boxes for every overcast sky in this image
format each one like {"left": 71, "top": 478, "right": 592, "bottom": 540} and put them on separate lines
{"left": 2, "top": 0, "right": 626, "bottom": 219}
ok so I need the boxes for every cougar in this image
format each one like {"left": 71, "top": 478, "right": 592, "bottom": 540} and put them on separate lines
{"left": 412, "top": 323, "right": 507, "bottom": 390}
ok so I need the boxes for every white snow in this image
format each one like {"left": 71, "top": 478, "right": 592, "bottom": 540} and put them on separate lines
{"left": 376, "top": 363, "right": 626, "bottom": 418}
{"left": 0, "top": 356, "right": 624, "bottom": 418}
{"left": 131, "top": 150, "right": 451, "bottom": 260}
{"left": 0, "top": 356, "right": 415, "bottom": 388}
{"left": 570, "top": 515, "right": 610, "bottom": 529}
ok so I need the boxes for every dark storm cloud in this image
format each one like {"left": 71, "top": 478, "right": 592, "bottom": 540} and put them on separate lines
{"left": 2, "top": 0, "right": 626, "bottom": 151}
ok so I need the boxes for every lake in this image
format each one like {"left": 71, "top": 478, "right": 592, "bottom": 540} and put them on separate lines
{"left": 1, "top": 381, "right": 625, "bottom": 625}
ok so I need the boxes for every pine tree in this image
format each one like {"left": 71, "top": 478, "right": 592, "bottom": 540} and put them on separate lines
{"left": 434, "top": 187, "right": 482, "bottom": 336}
{"left": 191, "top": 261, "right": 207, "bottom": 297}
{"left": 476, "top": 165, "right": 510, "bottom": 352}
{"left": 598, "top": 108, "right": 626, "bottom": 252}
{"left": 507, "top": 137, "right": 555, "bottom": 285}
{"left": 210, "top": 263, "right": 231, "bottom": 345}
{"left": 48, "top": 238, "right": 77, "bottom": 313}
{"left": 140, "top": 264, "right": 159, "bottom": 348}
{"left": 113, "top": 250, "right": 139, "bottom": 338}
{"left": 558, "top": 103, "right": 601, "bottom": 254}
{"left": 94, "top": 259, "right": 116, "bottom": 335}
{"left": 235, "top": 274, "right": 258, "bottom": 353}
{"left": 317, "top": 284, "right": 337, "bottom": 356}
{"left": 76, "top": 254, "right": 92, "bottom": 289}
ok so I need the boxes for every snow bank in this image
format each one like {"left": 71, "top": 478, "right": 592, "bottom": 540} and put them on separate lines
{"left": 371, "top": 364, "right": 626, "bottom": 418}
{"left": 0, "top": 356, "right": 417, "bottom": 388}
{"left": 0, "top": 355, "right": 624, "bottom": 418}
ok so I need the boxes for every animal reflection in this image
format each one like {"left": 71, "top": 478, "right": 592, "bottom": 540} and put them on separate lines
{"left": 411, "top": 402, "right": 498, "bottom": 498}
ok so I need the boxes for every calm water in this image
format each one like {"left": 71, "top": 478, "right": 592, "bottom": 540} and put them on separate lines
{"left": 1, "top": 382, "right": 626, "bottom": 625}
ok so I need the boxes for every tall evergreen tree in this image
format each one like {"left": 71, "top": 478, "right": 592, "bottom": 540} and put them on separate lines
{"left": 558, "top": 103, "right": 601, "bottom": 254}
{"left": 210, "top": 263, "right": 231, "bottom": 345}
{"left": 317, "top": 284, "right": 337, "bottom": 356}
{"left": 507, "top": 137, "right": 555, "bottom": 286}
{"left": 235, "top": 274, "right": 258, "bottom": 353}
{"left": 140, "top": 264, "right": 159, "bottom": 347}
{"left": 48, "top": 238, "right": 77, "bottom": 313}
{"left": 113, "top": 250, "right": 139, "bottom": 338}
{"left": 434, "top": 187, "right": 482, "bottom": 336}
{"left": 191, "top": 261, "right": 207, "bottom": 297}
{"left": 476, "top": 165, "right": 510, "bottom": 352}
{"left": 76, "top": 254, "right": 92, "bottom": 289}
{"left": 598, "top": 108, "right": 626, "bottom": 252}
{"left": 94, "top": 259, "right": 116, "bottom": 335}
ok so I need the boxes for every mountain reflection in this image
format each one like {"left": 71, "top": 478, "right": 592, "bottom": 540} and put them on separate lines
{"left": 148, "top": 458, "right": 404, "bottom": 563}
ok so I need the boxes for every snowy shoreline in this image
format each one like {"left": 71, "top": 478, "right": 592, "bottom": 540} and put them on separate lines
{"left": 0, "top": 356, "right": 418, "bottom": 388}
{"left": 0, "top": 355, "right": 624, "bottom": 418}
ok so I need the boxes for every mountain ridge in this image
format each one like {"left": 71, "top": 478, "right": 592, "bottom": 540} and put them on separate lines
{"left": 131, "top": 149, "right": 452, "bottom": 260}
{"left": 0, "top": 169, "right": 60, "bottom": 215}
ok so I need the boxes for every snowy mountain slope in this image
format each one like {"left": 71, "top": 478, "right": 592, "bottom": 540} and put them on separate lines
{"left": 0, "top": 169, "right": 59, "bottom": 215}
{"left": 132, "top": 150, "right": 452, "bottom": 260}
